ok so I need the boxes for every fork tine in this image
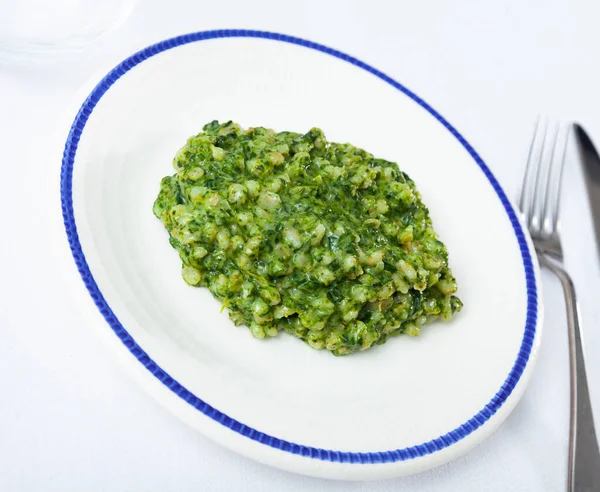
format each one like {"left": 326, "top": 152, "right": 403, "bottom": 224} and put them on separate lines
{"left": 531, "top": 121, "right": 557, "bottom": 235}
{"left": 518, "top": 118, "right": 540, "bottom": 218}
{"left": 519, "top": 117, "right": 547, "bottom": 233}
{"left": 542, "top": 124, "right": 571, "bottom": 238}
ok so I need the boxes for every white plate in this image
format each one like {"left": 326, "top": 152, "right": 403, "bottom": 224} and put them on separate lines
{"left": 60, "top": 30, "right": 542, "bottom": 480}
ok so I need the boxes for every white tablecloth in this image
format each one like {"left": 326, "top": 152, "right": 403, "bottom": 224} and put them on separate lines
{"left": 2, "top": 1, "right": 600, "bottom": 490}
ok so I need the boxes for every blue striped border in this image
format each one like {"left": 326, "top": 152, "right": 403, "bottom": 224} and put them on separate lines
{"left": 60, "top": 29, "right": 537, "bottom": 464}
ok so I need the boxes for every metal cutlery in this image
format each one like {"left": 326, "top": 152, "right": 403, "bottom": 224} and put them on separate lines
{"left": 574, "top": 124, "right": 600, "bottom": 259}
{"left": 518, "top": 119, "right": 600, "bottom": 492}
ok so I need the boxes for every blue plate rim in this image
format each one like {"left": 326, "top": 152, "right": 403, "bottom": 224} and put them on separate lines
{"left": 60, "top": 29, "right": 538, "bottom": 465}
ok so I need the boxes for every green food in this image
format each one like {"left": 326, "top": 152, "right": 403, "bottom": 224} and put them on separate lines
{"left": 153, "top": 121, "right": 462, "bottom": 355}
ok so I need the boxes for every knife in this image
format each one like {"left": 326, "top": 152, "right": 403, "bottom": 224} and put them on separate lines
{"left": 574, "top": 124, "right": 600, "bottom": 253}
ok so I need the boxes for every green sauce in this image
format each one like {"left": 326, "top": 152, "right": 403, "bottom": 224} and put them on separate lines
{"left": 154, "top": 121, "right": 462, "bottom": 355}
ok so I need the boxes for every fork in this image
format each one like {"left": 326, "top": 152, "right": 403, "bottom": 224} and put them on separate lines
{"left": 519, "top": 119, "right": 600, "bottom": 491}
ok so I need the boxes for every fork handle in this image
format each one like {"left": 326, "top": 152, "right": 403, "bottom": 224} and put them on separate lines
{"left": 540, "top": 252, "right": 600, "bottom": 492}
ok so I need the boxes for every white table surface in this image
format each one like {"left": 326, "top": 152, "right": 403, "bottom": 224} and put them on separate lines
{"left": 2, "top": 1, "right": 600, "bottom": 490}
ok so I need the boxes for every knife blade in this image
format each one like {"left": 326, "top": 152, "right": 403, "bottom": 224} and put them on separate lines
{"left": 574, "top": 124, "right": 600, "bottom": 253}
